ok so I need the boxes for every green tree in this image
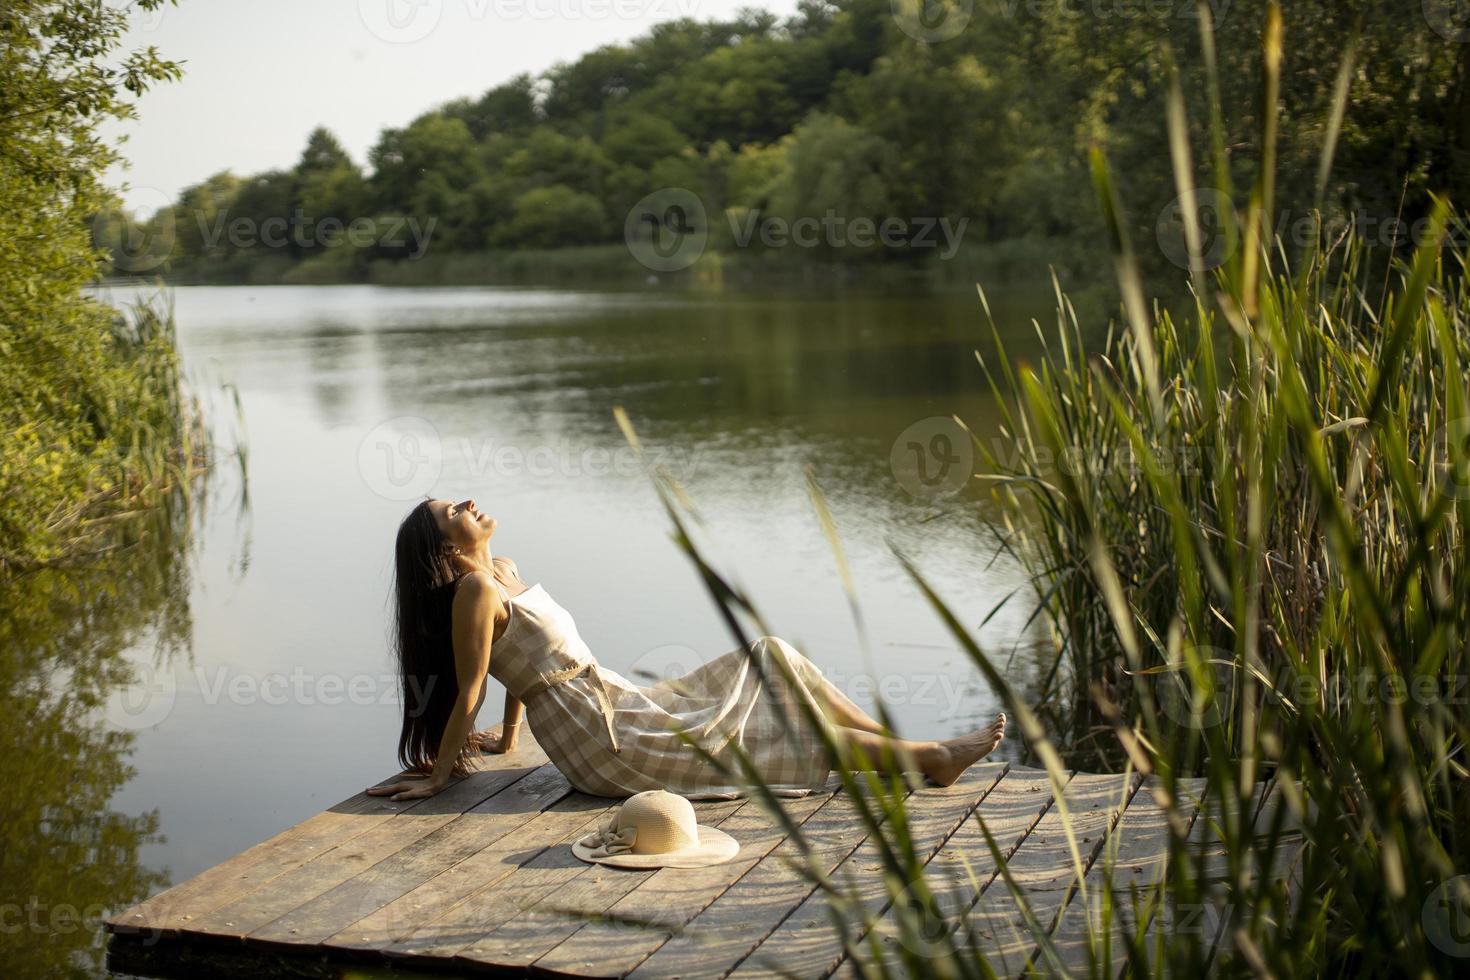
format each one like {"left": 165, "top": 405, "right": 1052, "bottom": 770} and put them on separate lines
{"left": 497, "top": 185, "right": 609, "bottom": 248}
{"left": 2, "top": 0, "right": 193, "bottom": 566}
{"left": 765, "top": 112, "right": 896, "bottom": 256}
{"left": 443, "top": 74, "right": 539, "bottom": 140}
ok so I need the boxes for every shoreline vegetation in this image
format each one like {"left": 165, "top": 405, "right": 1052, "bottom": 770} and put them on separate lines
{"left": 98, "top": 235, "right": 1096, "bottom": 293}
{"left": 8, "top": 0, "right": 1470, "bottom": 975}
{"left": 619, "top": 6, "right": 1470, "bottom": 976}
{"left": 93, "top": 2, "right": 1466, "bottom": 302}
{"left": 3, "top": 3, "right": 233, "bottom": 975}
{"left": 2, "top": 1, "right": 222, "bottom": 577}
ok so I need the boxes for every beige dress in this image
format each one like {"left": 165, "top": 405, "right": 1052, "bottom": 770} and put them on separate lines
{"left": 487, "top": 580, "right": 833, "bottom": 799}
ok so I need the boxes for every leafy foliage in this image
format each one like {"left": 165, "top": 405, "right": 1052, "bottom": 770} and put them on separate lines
{"left": 615, "top": 5, "right": 1470, "bottom": 976}
{"left": 1, "top": 1, "right": 207, "bottom": 572}
{"left": 106, "top": 1, "right": 1470, "bottom": 285}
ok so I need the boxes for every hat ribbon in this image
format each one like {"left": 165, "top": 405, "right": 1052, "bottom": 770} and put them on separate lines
{"left": 578, "top": 815, "right": 638, "bottom": 858}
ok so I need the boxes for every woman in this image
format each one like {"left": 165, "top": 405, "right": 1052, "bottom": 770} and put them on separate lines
{"left": 368, "top": 498, "right": 1006, "bottom": 802}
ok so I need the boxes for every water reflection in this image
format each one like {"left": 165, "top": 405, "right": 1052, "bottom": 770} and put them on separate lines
{"left": 0, "top": 501, "right": 196, "bottom": 975}
{"left": 72, "top": 282, "right": 1051, "bottom": 958}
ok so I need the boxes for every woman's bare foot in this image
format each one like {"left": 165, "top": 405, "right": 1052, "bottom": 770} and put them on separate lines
{"left": 923, "top": 714, "right": 1007, "bottom": 787}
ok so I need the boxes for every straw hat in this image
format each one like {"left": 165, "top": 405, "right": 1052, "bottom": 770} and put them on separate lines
{"left": 572, "top": 790, "right": 740, "bottom": 869}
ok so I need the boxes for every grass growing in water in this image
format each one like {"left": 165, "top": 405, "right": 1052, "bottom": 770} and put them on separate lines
{"left": 616, "top": 4, "right": 1469, "bottom": 975}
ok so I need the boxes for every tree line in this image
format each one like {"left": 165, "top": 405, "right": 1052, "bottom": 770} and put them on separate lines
{"left": 98, "top": 0, "right": 1470, "bottom": 284}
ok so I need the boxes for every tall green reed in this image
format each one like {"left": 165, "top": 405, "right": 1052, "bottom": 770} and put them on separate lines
{"left": 614, "top": 2, "right": 1469, "bottom": 975}
{"left": 0, "top": 290, "right": 240, "bottom": 574}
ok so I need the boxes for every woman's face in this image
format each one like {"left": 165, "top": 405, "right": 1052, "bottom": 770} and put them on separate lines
{"left": 429, "top": 498, "right": 496, "bottom": 551}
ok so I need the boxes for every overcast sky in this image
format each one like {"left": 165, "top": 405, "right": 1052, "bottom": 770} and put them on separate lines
{"left": 103, "top": 0, "right": 801, "bottom": 214}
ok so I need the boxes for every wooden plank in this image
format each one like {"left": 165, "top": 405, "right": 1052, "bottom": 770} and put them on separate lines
{"left": 955, "top": 770, "right": 1138, "bottom": 977}
{"left": 1127, "top": 778, "right": 1277, "bottom": 975}
{"left": 179, "top": 746, "right": 551, "bottom": 941}
{"left": 628, "top": 780, "right": 915, "bottom": 980}
{"left": 1201, "top": 779, "right": 1307, "bottom": 973}
{"left": 530, "top": 781, "right": 842, "bottom": 977}
{"left": 105, "top": 757, "right": 1301, "bottom": 980}
{"left": 105, "top": 739, "right": 546, "bottom": 941}
{"left": 859, "top": 766, "right": 1064, "bottom": 975}
{"left": 1039, "top": 776, "right": 1208, "bottom": 977}
{"left": 250, "top": 761, "right": 575, "bottom": 946}
{"left": 725, "top": 762, "right": 1009, "bottom": 980}
{"left": 452, "top": 799, "right": 749, "bottom": 972}
{"left": 366, "top": 791, "right": 624, "bottom": 960}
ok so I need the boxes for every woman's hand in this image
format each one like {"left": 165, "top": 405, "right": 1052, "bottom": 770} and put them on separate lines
{"left": 473, "top": 724, "right": 519, "bottom": 754}
{"left": 366, "top": 775, "right": 449, "bottom": 802}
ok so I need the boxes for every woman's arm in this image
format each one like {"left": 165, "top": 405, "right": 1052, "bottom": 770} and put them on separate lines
{"left": 369, "top": 571, "right": 499, "bottom": 801}
{"left": 471, "top": 690, "right": 524, "bottom": 753}
{"left": 497, "top": 691, "right": 525, "bottom": 753}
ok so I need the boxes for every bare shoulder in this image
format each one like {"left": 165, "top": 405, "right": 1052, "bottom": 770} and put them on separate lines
{"left": 492, "top": 555, "right": 521, "bottom": 580}
{"left": 453, "top": 570, "right": 503, "bottom": 616}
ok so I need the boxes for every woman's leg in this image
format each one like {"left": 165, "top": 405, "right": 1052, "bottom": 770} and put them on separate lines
{"left": 761, "top": 637, "right": 888, "bottom": 734}
{"left": 832, "top": 714, "right": 1007, "bottom": 787}
{"left": 813, "top": 677, "right": 890, "bottom": 734}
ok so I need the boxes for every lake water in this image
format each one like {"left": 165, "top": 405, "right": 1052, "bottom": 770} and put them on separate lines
{"left": 21, "top": 282, "right": 1053, "bottom": 970}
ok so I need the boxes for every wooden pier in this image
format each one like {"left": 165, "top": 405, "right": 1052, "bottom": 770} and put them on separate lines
{"left": 105, "top": 734, "right": 1300, "bottom": 978}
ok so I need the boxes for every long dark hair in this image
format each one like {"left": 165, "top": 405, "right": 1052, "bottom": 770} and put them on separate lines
{"left": 392, "top": 500, "right": 477, "bottom": 777}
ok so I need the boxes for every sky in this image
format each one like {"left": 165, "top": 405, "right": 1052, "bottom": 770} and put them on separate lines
{"left": 103, "top": 0, "right": 802, "bottom": 213}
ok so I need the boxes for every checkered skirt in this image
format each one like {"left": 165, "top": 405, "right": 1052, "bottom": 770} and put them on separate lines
{"left": 488, "top": 582, "right": 833, "bottom": 799}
